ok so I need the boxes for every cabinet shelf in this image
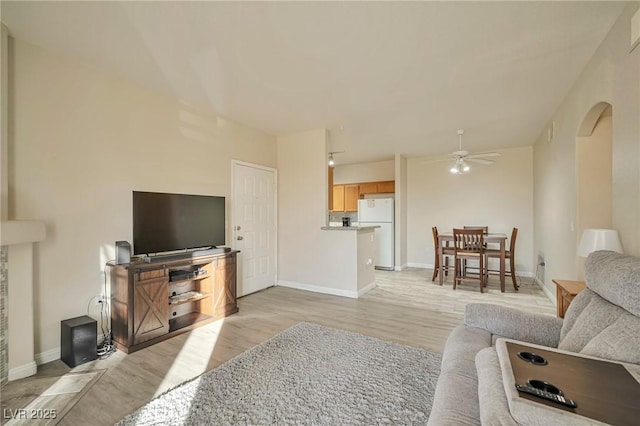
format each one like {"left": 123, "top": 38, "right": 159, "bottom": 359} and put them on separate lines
{"left": 168, "top": 291, "right": 210, "bottom": 305}
{"left": 168, "top": 273, "right": 210, "bottom": 285}
{"left": 169, "top": 312, "right": 214, "bottom": 333}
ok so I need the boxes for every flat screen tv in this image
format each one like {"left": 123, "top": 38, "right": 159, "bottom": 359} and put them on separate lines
{"left": 133, "top": 191, "right": 226, "bottom": 255}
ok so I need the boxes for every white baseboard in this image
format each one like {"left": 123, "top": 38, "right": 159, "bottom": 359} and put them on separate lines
{"left": 357, "top": 282, "right": 376, "bottom": 297}
{"left": 535, "top": 276, "right": 557, "bottom": 306}
{"left": 8, "top": 361, "right": 37, "bottom": 381}
{"left": 8, "top": 347, "right": 61, "bottom": 381}
{"left": 277, "top": 280, "right": 360, "bottom": 299}
{"left": 405, "top": 262, "right": 533, "bottom": 278}
{"left": 406, "top": 262, "right": 433, "bottom": 269}
{"left": 36, "top": 347, "right": 60, "bottom": 365}
{"left": 393, "top": 262, "right": 409, "bottom": 271}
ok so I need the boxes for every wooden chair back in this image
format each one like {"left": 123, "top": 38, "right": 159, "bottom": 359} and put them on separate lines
{"left": 509, "top": 227, "right": 518, "bottom": 254}
{"left": 453, "top": 228, "right": 484, "bottom": 253}
{"left": 432, "top": 226, "right": 439, "bottom": 249}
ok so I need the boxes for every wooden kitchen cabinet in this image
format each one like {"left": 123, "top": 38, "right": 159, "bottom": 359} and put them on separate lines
{"left": 332, "top": 185, "right": 345, "bottom": 211}
{"left": 376, "top": 180, "right": 395, "bottom": 193}
{"left": 328, "top": 167, "right": 334, "bottom": 211}
{"left": 358, "top": 182, "right": 378, "bottom": 194}
{"left": 358, "top": 180, "right": 395, "bottom": 196}
{"left": 331, "top": 184, "right": 358, "bottom": 212}
{"left": 330, "top": 180, "right": 395, "bottom": 212}
{"left": 344, "top": 185, "right": 359, "bottom": 211}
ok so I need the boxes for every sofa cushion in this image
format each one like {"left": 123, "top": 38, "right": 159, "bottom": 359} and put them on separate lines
{"left": 428, "top": 325, "right": 490, "bottom": 426}
{"left": 580, "top": 311, "right": 640, "bottom": 364}
{"left": 559, "top": 293, "right": 623, "bottom": 351}
{"left": 559, "top": 294, "right": 640, "bottom": 364}
{"left": 585, "top": 250, "right": 640, "bottom": 316}
{"left": 559, "top": 288, "right": 598, "bottom": 341}
{"left": 464, "top": 303, "right": 563, "bottom": 348}
{"left": 475, "top": 347, "right": 518, "bottom": 426}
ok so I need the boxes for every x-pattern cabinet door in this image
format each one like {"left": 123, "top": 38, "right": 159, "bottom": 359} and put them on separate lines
{"left": 133, "top": 271, "right": 169, "bottom": 345}
{"left": 213, "top": 255, "right": 237, "bottom": 317}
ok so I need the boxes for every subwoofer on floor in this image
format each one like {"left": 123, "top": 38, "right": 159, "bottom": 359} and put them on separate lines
{"left": 61, "top": 315, "right": 97, "bottom": 368}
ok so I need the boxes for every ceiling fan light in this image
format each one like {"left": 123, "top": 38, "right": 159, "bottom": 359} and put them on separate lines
{"left": 328, "top": 153, "right": 335, "bottom": 166}
{"left": 462, "top": 163, "right": 470, "bottom": 172}
{"left": 450, "top": 164, "right": 459, "bottom": 174}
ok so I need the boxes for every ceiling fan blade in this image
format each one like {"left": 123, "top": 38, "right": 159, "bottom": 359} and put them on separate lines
{"left": 420, "top": 156, "right": 451, "bottom": 164}
{"left": 465, "top": 152, "right": 501, "bottom": 159}
{"left": 467, "top": 158, "right": 495, "bottom": 165}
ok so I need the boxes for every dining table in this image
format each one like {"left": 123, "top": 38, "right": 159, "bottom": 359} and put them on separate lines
{"left": 437, "top": 232, "right": 509, "bottom": 292}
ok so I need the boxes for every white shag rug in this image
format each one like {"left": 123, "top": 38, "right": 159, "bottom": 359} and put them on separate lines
{"left": 118, "top": 322, "right": 441, "bottom": 425}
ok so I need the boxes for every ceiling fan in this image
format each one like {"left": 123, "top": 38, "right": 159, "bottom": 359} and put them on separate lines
{"left": 448, "top": 129, "right": 500, "bottom": 174}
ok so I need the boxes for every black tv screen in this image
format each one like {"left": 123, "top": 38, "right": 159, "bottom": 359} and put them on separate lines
{"left": 133, "top": 191, "right": 226, "bottom": 255}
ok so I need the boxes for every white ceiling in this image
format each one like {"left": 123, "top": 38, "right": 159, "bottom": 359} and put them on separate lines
{"left": 1, "top": 1, "right": 627, "bottom": 165}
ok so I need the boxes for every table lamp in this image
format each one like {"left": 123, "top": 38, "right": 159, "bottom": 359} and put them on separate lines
{"left": 577, "top": 229, "right": 624, "bottom": 257}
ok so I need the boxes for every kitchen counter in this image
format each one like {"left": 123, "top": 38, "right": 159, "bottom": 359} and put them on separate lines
{"left": 321, "top": 225, "right": 379, "bottom": 231}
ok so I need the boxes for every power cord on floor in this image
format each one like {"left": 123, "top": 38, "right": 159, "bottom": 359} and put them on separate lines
{"left": 531, "top": 262, "right": 543, "bottom": 286}
{"left": 85, "top": 262, "right": 116, "bottom": 359}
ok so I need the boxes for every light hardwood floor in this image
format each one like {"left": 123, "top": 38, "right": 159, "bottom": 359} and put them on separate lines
{"left": 1, "top": 268, "right": 555, "bottom": 425}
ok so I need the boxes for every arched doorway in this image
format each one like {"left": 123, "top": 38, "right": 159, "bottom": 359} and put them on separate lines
{"left": 575, "top": 102, "right": 613, "bottom": 278}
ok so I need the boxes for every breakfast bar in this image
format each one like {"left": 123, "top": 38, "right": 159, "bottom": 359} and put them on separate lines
{"left": 319, "top": 225, "right": 378, "bottom": 297}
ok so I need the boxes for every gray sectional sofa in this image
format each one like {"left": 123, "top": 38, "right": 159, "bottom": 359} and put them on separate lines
{"left": 428, "top": 250, "right": 640, "bottom": 425}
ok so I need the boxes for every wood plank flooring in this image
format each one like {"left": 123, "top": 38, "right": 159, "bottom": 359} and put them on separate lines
{"left": 0, "top": 268, "right": 555, "bottom": 425}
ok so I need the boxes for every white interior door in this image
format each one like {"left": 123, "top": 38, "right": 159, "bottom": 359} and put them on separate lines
{"left": 232, "top": 161, "right": 277, "bottom": 296}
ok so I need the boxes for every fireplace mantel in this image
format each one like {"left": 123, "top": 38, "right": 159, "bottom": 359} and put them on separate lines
{"left": 1, "top": 220, "right": 46, "bottom": 381}
{"left": 0, "top": 220, "right": 46, "bottom": 245}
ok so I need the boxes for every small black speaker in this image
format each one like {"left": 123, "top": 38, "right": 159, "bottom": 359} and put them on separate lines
{"left": 61, "top": 315, "right": 97, "bottom": 368}
{"left": 115, "top": 240, "right": 131, "bottom": 264}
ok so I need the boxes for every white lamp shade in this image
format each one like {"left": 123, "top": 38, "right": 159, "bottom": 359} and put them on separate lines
{"left": 577, "top": 229, "right": 624, "bottom": 257}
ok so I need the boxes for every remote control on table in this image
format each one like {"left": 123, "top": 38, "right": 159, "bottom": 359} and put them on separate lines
{"left": 515, "top": 384, "right": 578, "bottom": 408}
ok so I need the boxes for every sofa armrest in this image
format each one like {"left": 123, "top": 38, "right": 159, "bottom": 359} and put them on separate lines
{"left": 464, "top": 303, "right": 563, "bottom": 348}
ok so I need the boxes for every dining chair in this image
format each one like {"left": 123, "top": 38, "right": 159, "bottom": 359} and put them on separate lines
{"left": 461, "top": 226, "right": 488, "bottom": 277}
{"left": 452, "top": 228, "right": 485, "bottom": 293}
{"left": 431, "top": 226, "right": 455, "bottom": 283}
{"left": 484, "top": 227, "right": 519, "bottom": 290}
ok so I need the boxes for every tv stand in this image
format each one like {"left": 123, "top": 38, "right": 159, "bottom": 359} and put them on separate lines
{"left": 108, "top": 250, "right": 239, "bottom": 353}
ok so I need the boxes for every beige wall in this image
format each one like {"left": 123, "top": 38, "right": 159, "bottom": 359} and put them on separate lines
{"left": 407, "top": 146, "right": 534, "bottom": 274}
{"left": 9, "top": 39, "right": 277, "bottom": 358}
{"left": 576, "top": 112, "right": 613, "bottom": 279}
{"left": 395, "top": 154, "right": 408, "bottom": 270}
{"left": 533, "top": 4, "right": 640, "bottom": 294}
{"left": 333, "top": 160, "right": 394, "bottom": 184}
{"left": 576, "top": 112, "right": 613, "bottom": 236}
{"left": 277, "top": 129, "right": 375, "bottom": 296}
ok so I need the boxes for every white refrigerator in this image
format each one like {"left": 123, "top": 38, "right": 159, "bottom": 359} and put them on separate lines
{"left": 358, "top": 198, "right": 395, "bottom": 270}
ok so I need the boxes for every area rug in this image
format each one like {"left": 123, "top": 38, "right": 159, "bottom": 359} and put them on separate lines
{"left": 118, "top": 322, "right": 441, "bottom": 425}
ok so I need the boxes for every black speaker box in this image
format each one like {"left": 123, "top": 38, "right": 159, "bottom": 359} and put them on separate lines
{"left": 61, "top": 315, "right": 97, "bottom": 368}
{"left": 115, "top": 240, "right": 131, "bottom": 264}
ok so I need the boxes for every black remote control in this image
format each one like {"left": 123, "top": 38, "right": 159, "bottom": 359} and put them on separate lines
{"left": 515, "top": 384, "right": 578, "bottom": 408}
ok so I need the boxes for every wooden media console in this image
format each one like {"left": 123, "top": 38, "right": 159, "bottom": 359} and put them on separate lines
{"left": 108, "top": 250, "right": 239, "bottom": 353}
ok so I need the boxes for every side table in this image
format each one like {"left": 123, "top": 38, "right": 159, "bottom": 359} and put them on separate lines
{"left": 552, "top": 279, "right": 586, "bottom": 318}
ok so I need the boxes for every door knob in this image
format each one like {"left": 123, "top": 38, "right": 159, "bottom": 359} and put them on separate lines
{"left": 237, "top": 236, "right": 243, "bottom": 240}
